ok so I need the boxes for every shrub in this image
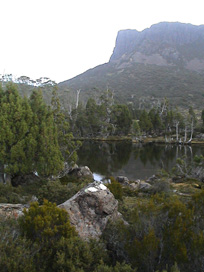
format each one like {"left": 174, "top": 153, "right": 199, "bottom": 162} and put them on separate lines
{"left": 149, "top": 180, "right": 170, "bottom": 195}
{"left": 0, "top": 183, "right": 27, "bottom": 204}
{"left": 0, "top": 217, "right": 37, "bottom": 272}
{"left": 107, "top": 177, "right": 123, "bottom": 200}
{"left": 19, "top": 200, "right": 77, "bottom": 244}
{"left": 37, "top": 180, "right": 75, "bottom": 205}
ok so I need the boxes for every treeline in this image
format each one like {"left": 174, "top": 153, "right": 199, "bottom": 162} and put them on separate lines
{"left": 0, "top": 83, "right": 78, "bottom": 183}
{"left": 69, "top": 91, "right": 204, "bottom": 142}
{"left": 0, "top": 74, "right": 55, "bottom": 87}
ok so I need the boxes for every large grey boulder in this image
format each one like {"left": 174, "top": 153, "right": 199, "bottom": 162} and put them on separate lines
{"left": 58, "top": 181, "right": 121, "bottom": 240}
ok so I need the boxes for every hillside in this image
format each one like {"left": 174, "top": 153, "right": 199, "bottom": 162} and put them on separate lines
{"left": 59, "top": 22, "right": 204, "bottom": 110}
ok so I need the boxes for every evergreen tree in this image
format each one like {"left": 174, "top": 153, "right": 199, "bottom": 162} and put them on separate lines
{"left": 0, "top": 84, "right": 64, "bottom": 180}
{"left": 0, "top": 83, "right": 35, "bottom": 177}
{"left": 139, "top": 110, "right": 152, "bottom": 134}
{"left": 132, "top": 120, "right": 141, "bottom": 139}
{"left": 30, "top": 90, "right": 63, "bottom": 176}
{"left": 51, "top": 88, "right": 80, "bottom": 170}
{"left": 148, "top": 108, "right": 163, "bottom": 133}
{"left": 111, "top": 104, "right": 132, "bottom": 135}
{"left": 201, "top": 109, "right": 204, "bottom": 125}
{"left": 86, "top": 98, "right": 102, "bottom": 136}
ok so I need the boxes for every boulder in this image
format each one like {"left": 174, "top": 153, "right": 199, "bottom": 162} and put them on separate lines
{"left": 68, "top": 165, "right": 94, "bottom": 180}
{"left": 138, "top": 181, "right": 152, "bottom": 190}
{"left": 116, "top": 176, "right": 129, "bottom": 186}
{"left": 58, "top": 181, "right": 121, "bottom": 240}
{"left": 146, "top": 175, "right": 157, "bottom": 184}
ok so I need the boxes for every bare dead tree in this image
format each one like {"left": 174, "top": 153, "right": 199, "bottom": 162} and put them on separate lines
{"left": 76, "top": 89, "right": 81, "bottom": 109}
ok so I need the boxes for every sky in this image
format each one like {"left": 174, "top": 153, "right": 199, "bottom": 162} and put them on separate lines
{"left": 1, "top": 0, "right": 204, "bottom": 83}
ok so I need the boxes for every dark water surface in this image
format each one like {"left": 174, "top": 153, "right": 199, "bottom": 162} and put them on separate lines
{"left": 77, "top": 141, "right": 204, "bottom": 181}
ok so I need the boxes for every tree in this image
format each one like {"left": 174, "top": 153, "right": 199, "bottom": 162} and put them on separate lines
{"left": 148, "top": 108, "right": 163, "bottom": 133}
{"left": 51, "top": 88, "right": 80, "bottom": 175}
{"left": 187, "top": 107, "right": 197, "bottom": 142}
{"left": 0, "top": 83, "right": 34, "bottom": 179}
{"left": 173, "top": 110, "right": 184, "bottom": 142}
{"left": 29, "top": 90, "right": 63, "bottom": 176}
{"left": 111, "top": 105, "right": 132, "bottom": 135}
{"left": 139, "top": 110, "right": 152, "bottom": 134}
{"left": 0, "top": 83, "right": 64, "bottom": 181}
{"left": 132, "top": 120, "right": 141, "bottom": 139}
{"left": 201, "top": 109, "right": 204, "bottom": 126}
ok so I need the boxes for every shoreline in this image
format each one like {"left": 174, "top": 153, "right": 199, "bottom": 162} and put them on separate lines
{"left": 73, "top": 136, "right": 204, "bottom": 145}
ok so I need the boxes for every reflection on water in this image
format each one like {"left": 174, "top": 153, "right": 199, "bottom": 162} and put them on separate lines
{"left": 77, "top": 141, "right": 204, "bottom": 180}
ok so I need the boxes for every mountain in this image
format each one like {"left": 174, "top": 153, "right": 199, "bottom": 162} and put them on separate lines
{"left": 110, "top": 22, "right": 204, "bottom": 69}
{"left": 59, "top": 22, "right": 204, "bottom": 110}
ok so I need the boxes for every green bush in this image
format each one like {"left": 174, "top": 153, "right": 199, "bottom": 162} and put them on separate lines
{"left": 0, "top": 217, "right": 37, "bottom": 272}
{"left": 0, "top": 183, "right": 27, "bottom": 203}
{"left": 149, "top": 180, "right": 170, "bottom": 195}
{"left": 19, "top": 200, "right": 77, "bottom": 243}
{"left": 107, "top": 177, "right": 123, "bottom": 200}
{"left": 37, "top": 179, "right": 91, "bottom": 205}
{"left": 37, "top": 180, "right": 75, "bottom": 205}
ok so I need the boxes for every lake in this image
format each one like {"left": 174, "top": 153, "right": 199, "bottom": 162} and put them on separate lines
{"left": 77, "top": 141, "right": 204, "bottom": 181}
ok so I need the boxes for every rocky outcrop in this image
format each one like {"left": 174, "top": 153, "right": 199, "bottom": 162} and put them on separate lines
{"left": 110, "top": 22, "right": 204, "bottom": 71}
{"left": 58, "top": 181, "right": 121, "bottom": 240}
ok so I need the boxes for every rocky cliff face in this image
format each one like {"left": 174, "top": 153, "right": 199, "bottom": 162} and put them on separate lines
{"left": 110, "top": 22, "right": 204, "bottom": 71}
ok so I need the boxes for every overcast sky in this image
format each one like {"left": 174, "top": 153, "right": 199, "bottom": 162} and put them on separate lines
{"left": 1, "top": 0, "right": 204, "bottom": 83}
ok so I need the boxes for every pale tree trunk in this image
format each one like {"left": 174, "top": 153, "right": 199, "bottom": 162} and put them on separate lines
{"left": 188, "top": 120, "right": 194, "bottom": 143}
{"left": 68, "top": 104, "right": 72, "bottom": 120}
{"left": 76, "top": 89, "right": 81, "bottom": 109}
{"left": 175, "top": 122, "right": 179, "bottom": 142}
{"left": 0, "top": 164, "right": 11, "bottom": 184}
{"left": 184, "top": 126, "right": 187, "bottom": 142}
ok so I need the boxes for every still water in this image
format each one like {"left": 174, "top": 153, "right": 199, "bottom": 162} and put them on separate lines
{"left": 77, "top": 141, "right": 204, "bottom": 181}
